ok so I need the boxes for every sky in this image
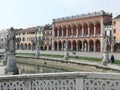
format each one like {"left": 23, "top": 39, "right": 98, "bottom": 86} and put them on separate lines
{"left": 0, "top": 0, "right": 120, "bottom": 29}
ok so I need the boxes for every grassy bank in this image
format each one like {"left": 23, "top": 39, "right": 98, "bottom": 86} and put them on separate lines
{"left": 16, "top": 52, "right": 120, "bottom": 64}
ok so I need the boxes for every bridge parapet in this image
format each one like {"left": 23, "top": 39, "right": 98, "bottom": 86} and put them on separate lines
{"left": 0, "top": 72, "right": 120, "bottom": 90}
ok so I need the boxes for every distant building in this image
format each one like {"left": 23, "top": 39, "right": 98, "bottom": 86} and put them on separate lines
{"left": 52, "top": 10, "right": 112, "bottom": 52}
{"left": 16, "top": 26, "right": 44, "bottom": 50}
{"left": 16, "top": 27, "right": 38, "bottom": 50}
{"left": 0, "top": 29, "right": 8, "bottom": 49}
{"left": 43, "top": 24, "right": 52, "bottom": 50}
{"left": 112, "top": 15, "right": 120, "bottom": 52}
{"left": 104, "top": 22, "right": 114, "bottom": 52}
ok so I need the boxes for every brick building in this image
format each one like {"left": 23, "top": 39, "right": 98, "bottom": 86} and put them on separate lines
{"left": 112, "top": 15, "right": 120, "bottom": 52}
{"left": 52, "top": 11, "right": 112, "bottom": 52}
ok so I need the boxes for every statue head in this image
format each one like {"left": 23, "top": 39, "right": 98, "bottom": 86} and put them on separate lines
{"left": 10, "top": 27, "right": 14, "bottom": 30}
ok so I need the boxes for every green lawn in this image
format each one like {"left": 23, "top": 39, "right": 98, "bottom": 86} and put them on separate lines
{"left": 16, "top": 52, "right": 120, "bottom": 64}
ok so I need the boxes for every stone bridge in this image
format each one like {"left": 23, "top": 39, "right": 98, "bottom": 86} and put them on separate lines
{"left": 0, "top": 72, "right": 120, "bottom": 90}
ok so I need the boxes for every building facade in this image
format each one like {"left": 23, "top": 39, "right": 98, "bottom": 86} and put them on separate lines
{"left": 52, "top": 11, "right": 112, "bottom": 52}
{"left": 0, "top": 29, "right": 8, "bottom": 49}
{"left": 43, "top": 24, "right": 52, "bottom": 50}
{"left": 16, "top": 27, "right": 38, "bottom": 50}
{"left": 16, "top": 26, "right": 45, "bottom": 50}
{"left": 112, "top": 15, "right": 120, "bottom": 52}
{"left": 104, "top": 22, "right": 114, "bottom": 52}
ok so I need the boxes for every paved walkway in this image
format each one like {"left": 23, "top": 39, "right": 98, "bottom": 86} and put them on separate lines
{"left": 15, "top": 50, "right": 120, "bottom": 60}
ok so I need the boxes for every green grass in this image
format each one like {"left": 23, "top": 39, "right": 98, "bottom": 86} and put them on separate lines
{"left": 2, "top": 52, "right": 120, "bottom": 65}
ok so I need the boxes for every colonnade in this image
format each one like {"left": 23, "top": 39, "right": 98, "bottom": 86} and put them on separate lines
{"left": 16, "top": 43, "right": 51, "bottom": 50}
{"left": 54, "top": 22, "right": 101, "bottom": 38}
{"left": 53, "top": 22, "right": 102, "bottom": 52}
{"left": 54, "top": 39, "right": 101, "bottom": 52}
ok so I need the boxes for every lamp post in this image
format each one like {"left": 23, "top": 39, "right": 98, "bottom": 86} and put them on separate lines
{"left": 63, "top": 30, "right": 69, "bottom": 60}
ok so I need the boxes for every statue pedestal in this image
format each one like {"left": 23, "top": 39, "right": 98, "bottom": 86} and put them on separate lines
{"left": 101, "top": 52, "right": 110, "bottom": 66}
{"left": 64, "top": 51, "right": 69, "bottom": 60}
{"left": 5, "top": 53, "right": 19, "bottom": 75}
{"left": 35, "top": 50, "right": 40, "bottom": 59}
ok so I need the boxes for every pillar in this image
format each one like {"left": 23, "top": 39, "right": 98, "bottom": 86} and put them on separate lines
{"left": 62, "top": 29, "right": 64, "bottom": 37}
{"left": 94, "top": 26, "right": 96, "bottom": 36}
{"left": 52, "top": 25, "right": 55, "bottom": 51}
{"left": 101, "top": 18, "right": 104, "bottom": 52}
{"left": 76, "top": 42, "right": 78, "bottom": 51}
{"left": 71, "top": 42, "right": 73, "bottom": 51}
{"left": 94, "top": 44, "right": 96, "bottom": 52}
{"left": 71, "top": 28, "right": 73, "bottom": 37}
{"left": 88, "top": 26, "right": 90, "bottom": 37}
{"left": 57, "top": 30, "right": 59, "bottom": 38}
{"left": 76, "top": 26, "right": 78, "bottom": 37}
{"left": 82, "top": 42, "right": 84, "bottom": 51}
{"left": 62, "top": 42, "right": 64, "bottom": 51}
{"left": 88, "top": 44, "right": 90, "bottom": 52}
{"left": 82, "top": 28, "right": 84, "bottom": 37}
{"left": 57, "top": 42, "right": 59, "bottom": 51}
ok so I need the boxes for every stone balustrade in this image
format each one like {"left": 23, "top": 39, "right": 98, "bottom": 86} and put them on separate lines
{"left": 0, "top": 72, "right": 120, "bottom": 90}
{"left": 53, "top": 11, "right": 112, "bottom": 22}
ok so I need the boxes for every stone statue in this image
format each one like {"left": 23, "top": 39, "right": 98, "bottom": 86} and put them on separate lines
{"left": 4, "top": 35, "right": 9, "bottom": 52}
{"left": 103, "top": 37, "right": 108, "bottom": 52}
{"left": 4, "top": 27, "right": 19, "bottom": 75}
{"left": 7, "top": 27, "right": 16, "bottom": 53}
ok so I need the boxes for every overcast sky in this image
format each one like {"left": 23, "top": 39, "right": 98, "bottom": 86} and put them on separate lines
{"left": 0, "top": 0, "right": 120, "bottom": 29}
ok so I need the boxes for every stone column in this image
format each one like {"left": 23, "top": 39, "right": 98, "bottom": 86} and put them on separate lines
{"left": 82, "top": 27, "right": 84, "bottom": 37}
{"left": 57, "top": 42, "right": 59, "bottom": 51}
{"left": 88, "top": 44, "right": 90, "bottom": 52}
{"left": 94, "top": 44, "right": 96, "bottom": 52}
{"left": 101, "top": 18, "right": 104, "bottom": 52}
{"left": 62, "top": 42, "right": 64, "bottom": 51}
{"left": 71, "top": 27, "right": 73, "bottom": 37}
{"left": 52, "top": 25, "right": 55, "bottom": 51}
{"left": 57, "top": 30, "right": 59, "bottom": 38}
{"left": 82, "top": 42, "right": 84, "bottom": 52}
{"left": 94, "top": 26, "right": 96, "bottom": 36}
{"left": 88, "top": 26, "right": 90, "bottom": 37}
{"left": 76, "top": 26, "right": 78, "bottom": 37}
{"left": 76, "top": 42, "right": 78, "bottom": 51}
{"left": 61, "top": 28, "right": 63, "bottom": 37}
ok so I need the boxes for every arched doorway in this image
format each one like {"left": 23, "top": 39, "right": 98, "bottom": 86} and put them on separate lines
{"left": 48, "top": 46, "right": 51, "bottom": 50}
{"left": 96, "top": 22, "right": 101, "bottom": 35}
{"left": 54, "top": 41, "right": 57, "bottom": 51}
{"left": 28, "top": 43, "right": 31, "bottom": 50}
{"left": 78, "top": 24, "right": 82, "bottom": 36}
{"left": 89, "top": 40, "right": 94, "bottom": 51}
{"left": 95, "top": 40, "right": 100, "bottom": 52}
{"left": 83, "top": 40, "right": 88, "bottom": 52}
{"left": 78, "top": 40, "right": 82, "bottom": 51}
{"left": 17, "top": 44, "right": 20, "bottom": 49}
{"left": 89, "top": 23, "right": 94, "bottom": 36}
{"left": 25, "top": 43, "right": 27, "bottom": 50}
{"left": 83, "top": 23, "right": 88, "bottom": 36}
{"left": 21, "top": 43, "right": 24, "bottom": 50}
{"left": 58, "top": 41, "right": 62, "bottom": 51}
{"left": 72, "top": 40, "right": 76, "bottom": 50}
